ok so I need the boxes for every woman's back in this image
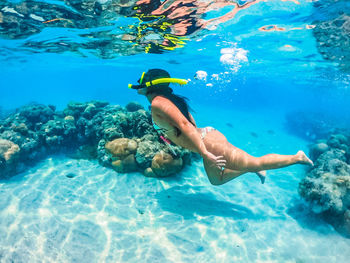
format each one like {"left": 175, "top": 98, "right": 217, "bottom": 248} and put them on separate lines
{"left": 151, "top": 95, "right": 201, "bottom": 153}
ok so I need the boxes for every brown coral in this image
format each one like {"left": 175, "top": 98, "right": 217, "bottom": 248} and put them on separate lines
{"left": 105, "top": 138, "right": 138, "bottom": 172}
{"left": 111, "top": 154, "right": 138, "bottom": 173}
{"left": 0, "top": 139, "right": 20, "bottom": 162}
{"left": 151, "top": 151, "right": 183, "bottom": 177}
{"left": 105, "top": 138, "right": 137, "bottom": 158}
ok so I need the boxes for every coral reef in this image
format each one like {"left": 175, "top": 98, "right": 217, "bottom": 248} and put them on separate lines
{"left": 312, "top": 0, "right": 350, "bottom": 71}
{"left": 0, "top": 101, "right": 193, "bottom": 179}
{"left": 0, "top": 106, "right": 12, "bottom": 120}
{"left": 299, "top": 130, "right": 350, "bottom": 237}
{"left": 125, "top": 102, "right": 144, "bottom": 112}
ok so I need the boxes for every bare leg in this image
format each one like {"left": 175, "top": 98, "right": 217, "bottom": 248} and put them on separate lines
{"left": 201, "top": 129, "right": 313, "bottom": 185}
{"left": 228, "top": 149, "right": 313, "bottom": 173}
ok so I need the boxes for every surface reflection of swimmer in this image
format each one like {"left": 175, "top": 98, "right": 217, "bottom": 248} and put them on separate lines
{"left": 135, "top": 0, "right": 263, "bottom": 36}
{"left": 126, "top": 0, "right": 237, "bottom": 51}
{"left": 129, "top": 69, "right": 314, "bottom": 186}
{"left": 0, "top": 0, "right": 265, "bottom": 55}
{"left": 138, "top": 0, "right": 204, "bottom": 36}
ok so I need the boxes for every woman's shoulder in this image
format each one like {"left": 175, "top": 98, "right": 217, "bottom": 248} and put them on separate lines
{"left": 152, "top": 95, "right": 170, "bottom": 104}
{"left": 151, "top": 95, "right": 174, "bottom": 111}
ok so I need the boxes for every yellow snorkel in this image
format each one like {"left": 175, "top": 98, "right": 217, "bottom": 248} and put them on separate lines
{"left": 128, "top": 71, "right": 188, "bottom": 89}
{"left": 139, "top": 71, "right": 145, "bottom": 85}
{"left": 145, "top": 78, "right": 188, "bottom": 87}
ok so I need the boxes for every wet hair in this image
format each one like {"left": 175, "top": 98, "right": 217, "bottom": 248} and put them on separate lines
{"left": 143, "top": 69, "right": 196, "bottom": 128}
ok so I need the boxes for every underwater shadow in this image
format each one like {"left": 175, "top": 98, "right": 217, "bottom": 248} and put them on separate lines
{"left": 287, "top": 199, "right": 336, "bottom": 236}
{"left": 155, "top": 186, "right": 257, "bottom": 220}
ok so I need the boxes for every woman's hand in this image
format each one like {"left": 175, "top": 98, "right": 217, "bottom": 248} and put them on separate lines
{"left": 203, "top": 151, "right": 226, "bottom": 171}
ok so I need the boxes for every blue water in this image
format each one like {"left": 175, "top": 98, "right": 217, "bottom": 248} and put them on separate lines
{"left": 1, "top": 0, "right": 350, "bottom": 262}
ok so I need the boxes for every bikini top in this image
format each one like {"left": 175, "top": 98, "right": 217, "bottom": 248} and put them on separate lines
{"left": 150, "top": 106, "right": 181, "bottom": 138}
{"left": 151, "top": 118, "right": 178, "bottom": 157}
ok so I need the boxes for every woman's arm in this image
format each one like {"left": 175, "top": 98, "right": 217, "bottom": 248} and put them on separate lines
{"left": 152, "top": 97, "right": 226, "bottom": 170}
{"left": 189, "top": 113, "right": 196, "bottom": 126}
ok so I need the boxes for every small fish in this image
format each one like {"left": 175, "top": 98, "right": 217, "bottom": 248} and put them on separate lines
{"left": 267, "top": 130, "right": 275, "bottom": 135}
{"left": 66, "top": 173, "right": 76, "bottom": 178}
{"left": 138, "top": 209, "right": 144, "bottom": 215}
{"left": 250, "top": 132, "right": 258, "bottom": 138}
{"left": 226, "top": 123, "right": 233, "bottom": 128}
{"left": 167, "top": 60, "right": 180, "bottom": 64}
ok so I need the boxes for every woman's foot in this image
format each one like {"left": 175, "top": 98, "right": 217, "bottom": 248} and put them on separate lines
{"left": 256, "top": 170, "right": 266, "bottom": 184}
{"left": 296, "top": 151, "right": 314, "bottom": 166}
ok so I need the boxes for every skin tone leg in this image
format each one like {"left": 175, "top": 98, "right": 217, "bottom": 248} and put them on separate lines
{"left": 203, "top": 130, "right": 313, "bottom": 185}
{"left": 225, "top": 147, "right": 312, "bottom": 172}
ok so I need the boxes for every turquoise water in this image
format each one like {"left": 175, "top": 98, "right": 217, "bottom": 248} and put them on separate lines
{"left": 1, "top": 0, "right": 350, "bottom": 262}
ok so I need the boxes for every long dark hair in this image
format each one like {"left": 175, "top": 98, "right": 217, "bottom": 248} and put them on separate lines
{"left": 143, "top": 69, "right": 196, "bottom": 127}
{"left": 153, "top": 89, "right": 196, "bottom": 127}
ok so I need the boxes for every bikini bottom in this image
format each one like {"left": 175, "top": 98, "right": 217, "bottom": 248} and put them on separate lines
{"left": 200, "top": 126, "right": 216, "bottom": 140}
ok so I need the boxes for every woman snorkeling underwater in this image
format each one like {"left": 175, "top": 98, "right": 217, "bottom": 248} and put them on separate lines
{"left": 128, "top": 69, "right": 313, "bottom": 185}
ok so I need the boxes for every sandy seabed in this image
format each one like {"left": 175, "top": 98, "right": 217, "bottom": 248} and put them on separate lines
{"left": 1, "top": 106, "right": 349, "bottom": 263}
